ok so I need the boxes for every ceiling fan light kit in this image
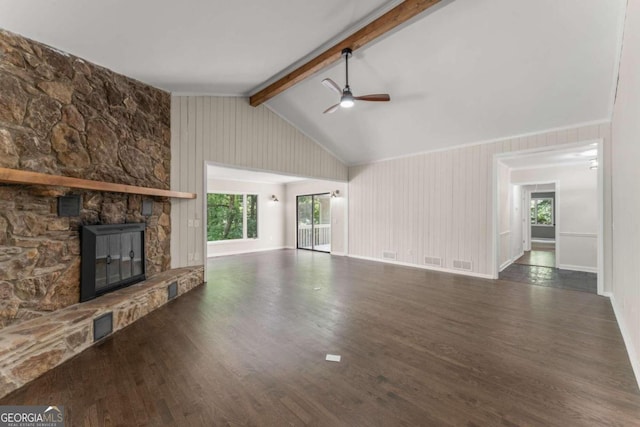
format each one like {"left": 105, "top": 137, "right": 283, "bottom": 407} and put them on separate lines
{"left": 322, "top": 48, "right": 390, "bottom": 114}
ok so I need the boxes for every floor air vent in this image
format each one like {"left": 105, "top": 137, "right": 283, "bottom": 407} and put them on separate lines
{"left": 382, "top": 251, "right": 397, "bottom": 261}
{"left": 424, "top": 256, "right": 442, "bottom": 267}
{"left": 452, "top": 260, "right": 473, "bottom": 271}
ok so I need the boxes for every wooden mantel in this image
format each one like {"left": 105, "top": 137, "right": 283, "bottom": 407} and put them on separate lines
{"left": 0, "top": 167, "right": 196, "bottom": 199}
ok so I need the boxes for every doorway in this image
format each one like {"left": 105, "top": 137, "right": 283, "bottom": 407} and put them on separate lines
{"left": 493, "top": 140, "right": 603, "bottom": 295}
{"left": 514, "top": 185, "right": 557, "bottom": 268}
{"left": 297, "top": 193, "right": 331, "bottom": 253}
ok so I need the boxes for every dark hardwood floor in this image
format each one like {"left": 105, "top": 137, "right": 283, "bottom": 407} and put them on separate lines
{"left": 2, "top": 250, "right": 639, "bottom": 426}
{"left": 514, "top": 242, "right": 556, "bottom": 268}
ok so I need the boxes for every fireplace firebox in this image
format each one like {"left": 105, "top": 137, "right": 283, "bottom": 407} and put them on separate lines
{"left": 81, "top": 223, "right": 146, "bottom": 302}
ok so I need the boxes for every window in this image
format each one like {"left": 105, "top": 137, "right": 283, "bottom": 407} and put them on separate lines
{"left": 207, "top": 193, "right": 258, "bottom": 241}
{"left": 530, "top": 198, "right": 553, "bottom": 225}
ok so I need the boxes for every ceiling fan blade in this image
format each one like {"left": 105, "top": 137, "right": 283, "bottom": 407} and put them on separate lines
{"left": 355, "top": 94, "right": 391, "bottom": 102}
{"left": 322, "top": 78, "right": 342, "bottom": 95}
{"left": 323, "top": 103, "right": 340, "bottom": 114}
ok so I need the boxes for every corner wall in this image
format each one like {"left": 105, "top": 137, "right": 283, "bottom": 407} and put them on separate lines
{"left": 206, "top": 179, "right": 285, "bottom": 257}
{"left": 170, "top": 96, "right": 348, "bottom": 268}
{"left": 611, "top": 0, "right": 640, "bottom": 386}
{"left": 348, "top": 123, "right": 612, "bottom": 280}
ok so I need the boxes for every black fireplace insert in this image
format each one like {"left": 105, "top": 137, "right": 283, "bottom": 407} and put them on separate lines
{"left": 80, "top": 223, "right": 146, "bottom": 302}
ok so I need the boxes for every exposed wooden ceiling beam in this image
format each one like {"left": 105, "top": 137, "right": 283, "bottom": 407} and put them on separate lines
{"left": 249, "top": 0, "right": 443, "bottom": 107}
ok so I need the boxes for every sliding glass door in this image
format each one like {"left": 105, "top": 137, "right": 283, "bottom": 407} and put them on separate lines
{"left": 297, "top": 193, "right": 331, "bottom": 253}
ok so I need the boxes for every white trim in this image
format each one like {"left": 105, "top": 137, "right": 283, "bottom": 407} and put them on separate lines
{"left": 609, "top": 293, "right": 640, "bottom": 390}
{"left": 171, "top": 92, "right": 245, "bottom": 97}
{"left": 500, "top": 251, "right": 524, "bottom": 273}
{"left": 207, "top": 247, "right": 286, "bottom": 258}
{"left": 508, "top": 160, "right": 592, "bottom": 171}
{"left": 596, "top": 139, "right": 605, "bottom": 295}
{"left": 558, "top": 232, "right": 598, "bottom": 238}
{"left": 350, "top": 121, "right": 610, "bottom": 167}
{"left": 347, "top": 254, "right": 494, "bottom": 280}
{"left": 558, "top": 264, "right": 598, "bottom": 273}
{"left": 330, "top": 252, "right": 347, "bottom": 257}
{"left": 205, "top": 159, "right": 348, "bottom": 183}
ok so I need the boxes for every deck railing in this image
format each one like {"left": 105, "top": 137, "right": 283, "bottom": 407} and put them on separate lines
{"left": 297, "top": 224, "right": 330, "bottom": 248}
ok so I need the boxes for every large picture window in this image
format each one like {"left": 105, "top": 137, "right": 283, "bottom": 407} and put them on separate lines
{"left": 207, "top": 193, "right": 258, "bottom": 241}
{"left": 530, "top": 198, "right": 553, "bottom": 226}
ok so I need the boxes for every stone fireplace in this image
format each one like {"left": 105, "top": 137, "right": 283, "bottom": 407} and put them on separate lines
{"left": 0, "top": 28, "right": 172, "bottom": 329}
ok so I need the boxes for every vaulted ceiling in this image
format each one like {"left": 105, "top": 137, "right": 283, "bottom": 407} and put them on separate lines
{"left": 0, "top": 0, "right": 626, "bottom": 165}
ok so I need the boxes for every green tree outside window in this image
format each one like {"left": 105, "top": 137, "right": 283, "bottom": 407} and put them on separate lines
{"left": 207, "top": 193, "right": 258, "bottom": 241}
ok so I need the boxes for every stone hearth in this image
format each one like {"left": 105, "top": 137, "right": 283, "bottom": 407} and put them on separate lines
{"left": 0, "top": 266, "right": 204, "bottom": 398}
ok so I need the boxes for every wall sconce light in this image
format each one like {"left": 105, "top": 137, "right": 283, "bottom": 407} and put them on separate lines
{"left": 589, "top": 159, "right": 598, "bottom": 170}
{"left": 331, "top": 190, "right": 340, "bottom": 198}
{"left": 271, "top": 195, "right": 279, "bottom": 202}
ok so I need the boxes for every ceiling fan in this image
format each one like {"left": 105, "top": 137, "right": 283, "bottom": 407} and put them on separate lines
{"left": 322, "top": 48, "right": 391, "bottom": 114}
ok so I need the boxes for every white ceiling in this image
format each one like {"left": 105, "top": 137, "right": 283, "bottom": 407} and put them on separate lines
{"left": 0, "top": 0, "right": 393, "bottom": 94}
{"left": 207, "top": 164, "right": 307, "bottom": 185}
{"left": 0, "top": 0, "right": 626, "bottom": 166}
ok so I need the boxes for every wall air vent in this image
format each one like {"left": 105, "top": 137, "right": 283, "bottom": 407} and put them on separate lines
{"left": 382, "top": 251, "right": 397, "bottom": 261}
{"left": 93, "top": 312, "right": 113, "bottom": 342}
{"left": 167, "top": 281, "right": 178, "bottom": 300}
{"left": 452, "top": 260, "right": 473, "bottom": 271}
{"left": 424, "top": 256, "right": 443, "bottom": 267}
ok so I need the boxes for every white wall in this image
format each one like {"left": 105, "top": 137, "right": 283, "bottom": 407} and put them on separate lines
{"left": 170, "top": 96, "right": 348, "bottom": 268}
{"left": 348, "top": 123, "right": 612, "bottom": 279}
{"left": 284, "top": 180, "right": 348, "bottom": 255}
{"left": 611, "top": 0, "right": 640, "bottom": 387}
{"left": 511, "top": 164, "right": 598, "bottom": 272}
{"left": 206, "top": 179, "right": 285, "bottom": 257}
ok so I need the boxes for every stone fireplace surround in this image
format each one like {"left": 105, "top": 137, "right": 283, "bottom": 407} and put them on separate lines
{"left": 0, "top": 28, "right": 173, "bottom": 328}
{"left": 0, "top": 30, "right": 205, "bottom": 397}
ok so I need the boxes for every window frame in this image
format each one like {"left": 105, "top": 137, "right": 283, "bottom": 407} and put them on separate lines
{"left": 207, "top": 192, "right": 259, "bottom": 243}
{"left": 530, "top": 197, "right": 554, "bottom": 226}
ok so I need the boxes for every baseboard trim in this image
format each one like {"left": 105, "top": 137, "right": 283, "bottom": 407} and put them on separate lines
{"left": 499, "top": 261, "right": 511, "bottom": 272}
{"left": 330, "top": 252, "right": 346, "bottom": 256}
{"left": 609, "top": 293, "right": 640, "bottom": 391}
{"left": 347, "top": 254, "right": 494, "bottom": 280}
{"left": 558, "top": 264, "right": 598, "bottom": 273}
{"left": 500, "top": 252, "right": 524, "bottom": 272}
{"left": 207, "top": 247, "right": 286, "bottom": 258}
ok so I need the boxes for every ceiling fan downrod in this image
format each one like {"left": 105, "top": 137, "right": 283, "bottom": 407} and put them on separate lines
{"left": 340, "top": 48, "right": 354, "bottom": 108}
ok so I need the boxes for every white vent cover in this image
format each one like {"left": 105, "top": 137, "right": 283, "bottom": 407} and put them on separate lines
{"left": 424, "top": 256, "right": 442, "bottom": 267}
{"left": 382, "top": 251, "right": 397, "bottom": 260}
{"left": 452, "top": 260, "right": 473, "bottom": 271}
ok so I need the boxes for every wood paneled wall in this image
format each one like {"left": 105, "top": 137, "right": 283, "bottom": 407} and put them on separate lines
{"left": 348, "top": 122, "right": 612, "bottom": 282}
{"left": 611, "top": 0, "right": 640, "bottom": 387}
{"left": 170, "top": 96, "right": 348, "bottom": 268}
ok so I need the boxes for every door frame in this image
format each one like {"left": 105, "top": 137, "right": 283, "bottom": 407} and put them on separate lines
{"left": 518, "top": 181, "right": 560, "bottom": 268}
{"left": 296, "top": 192, "right": 331, "bottom": 253}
